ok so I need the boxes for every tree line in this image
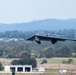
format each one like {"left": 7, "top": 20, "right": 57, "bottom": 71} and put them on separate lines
{"left": 0, "top": 29, "right": 75, "bottom": 38}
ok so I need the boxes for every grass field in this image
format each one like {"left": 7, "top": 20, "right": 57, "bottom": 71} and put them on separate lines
{"left": 36, "top": 57, "right": 76, "bottom": 64}
{"left": 45, "top": 69, "right": 59, "bottom": 73}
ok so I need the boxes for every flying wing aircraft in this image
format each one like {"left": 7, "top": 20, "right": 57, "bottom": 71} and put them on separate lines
{"left": 26, "top": 35, "right": 76, "bottom": 44}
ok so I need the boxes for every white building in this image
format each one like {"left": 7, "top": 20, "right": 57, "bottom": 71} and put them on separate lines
{"left": 5, "top": 65, "right": 32, "bottom": 73}
{"left": 37, "top": 67, "right": 45, "bottom": 72}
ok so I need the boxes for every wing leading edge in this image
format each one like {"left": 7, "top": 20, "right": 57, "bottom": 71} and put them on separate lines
{"left": 27, "top": 35, "right": 76, "bottom": 44}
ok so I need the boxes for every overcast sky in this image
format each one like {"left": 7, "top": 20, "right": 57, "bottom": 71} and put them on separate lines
{"left": 0, "top": 0, "right": 76, "bottom": 23}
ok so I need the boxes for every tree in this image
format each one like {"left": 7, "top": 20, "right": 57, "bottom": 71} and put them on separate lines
{"left": 58, "top": 46, "right": 71, "bottom": 57}
{"left": 0, "top": 50, "right": 3, "bottom": 57}
{"left": 41, "top": 59, "right": 47, "bottom": 64}
{"left": 67, "top": 59, "right": 74, "bottom": 64}
{"left": 30, "top": 58, "right": 37, "bottom": 68}
{"left": 0, "top": 62, "right": 4, "bottom": 71}
{"left": 19, "top": 51, "right": 31, "bottom": 59}
{"left": 11, "top": 51, "right": 37, "bottom": 68}
{"left": 42, "top": 47, "right": 54, "bottom": 58}
{"left": 62, "top": 59, "right": 74, "bottom": 64}
{"left": 11, "top": 60, "right": 19, "bottom": 65}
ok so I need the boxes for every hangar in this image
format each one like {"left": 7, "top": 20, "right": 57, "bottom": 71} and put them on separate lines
{"left": 5, "top": 65, "right": 32, "bottom": 73}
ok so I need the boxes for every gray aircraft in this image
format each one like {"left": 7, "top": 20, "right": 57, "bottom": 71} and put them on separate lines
{"left": 27, "top": 34, "right": 76, "bottom": 44}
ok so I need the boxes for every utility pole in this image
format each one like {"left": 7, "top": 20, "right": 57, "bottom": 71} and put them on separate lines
{"left": 12, "top": 69, "right": 15, "bottom": 75}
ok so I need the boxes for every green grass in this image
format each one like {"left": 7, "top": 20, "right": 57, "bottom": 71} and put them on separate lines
{"left": 36, "top": 59, "right": 42, "bottom": 64}
{"left": 36, "top": 58, "right": 76, "bottom": 64}
{"left": 45, "top": 69, "right": 59, "bottom": 73}
{"left": 36, "top": 58, "right": 63, "bottom": 64}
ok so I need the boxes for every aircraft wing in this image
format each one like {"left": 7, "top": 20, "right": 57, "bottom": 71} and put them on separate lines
{"left": 27, "top": 35, "right": 76, "bottom": 44}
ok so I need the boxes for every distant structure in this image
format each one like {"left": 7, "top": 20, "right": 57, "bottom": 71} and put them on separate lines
{"left": 59, "top": 69, "right": 67, "bottom": 73}
{"left": 37, "top": 67, "right": 45, "bottom": 72}
{"left": 5, "top": 65, "right": 32, "bottom": 73}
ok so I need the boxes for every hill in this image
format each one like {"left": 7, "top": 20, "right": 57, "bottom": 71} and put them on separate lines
{"left": 0, "top": 19, "right": 76, "bottom": 32}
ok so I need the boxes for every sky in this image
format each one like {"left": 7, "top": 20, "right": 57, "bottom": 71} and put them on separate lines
{"left": 0, "top": 0, "right": 76, "bottom": 23}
